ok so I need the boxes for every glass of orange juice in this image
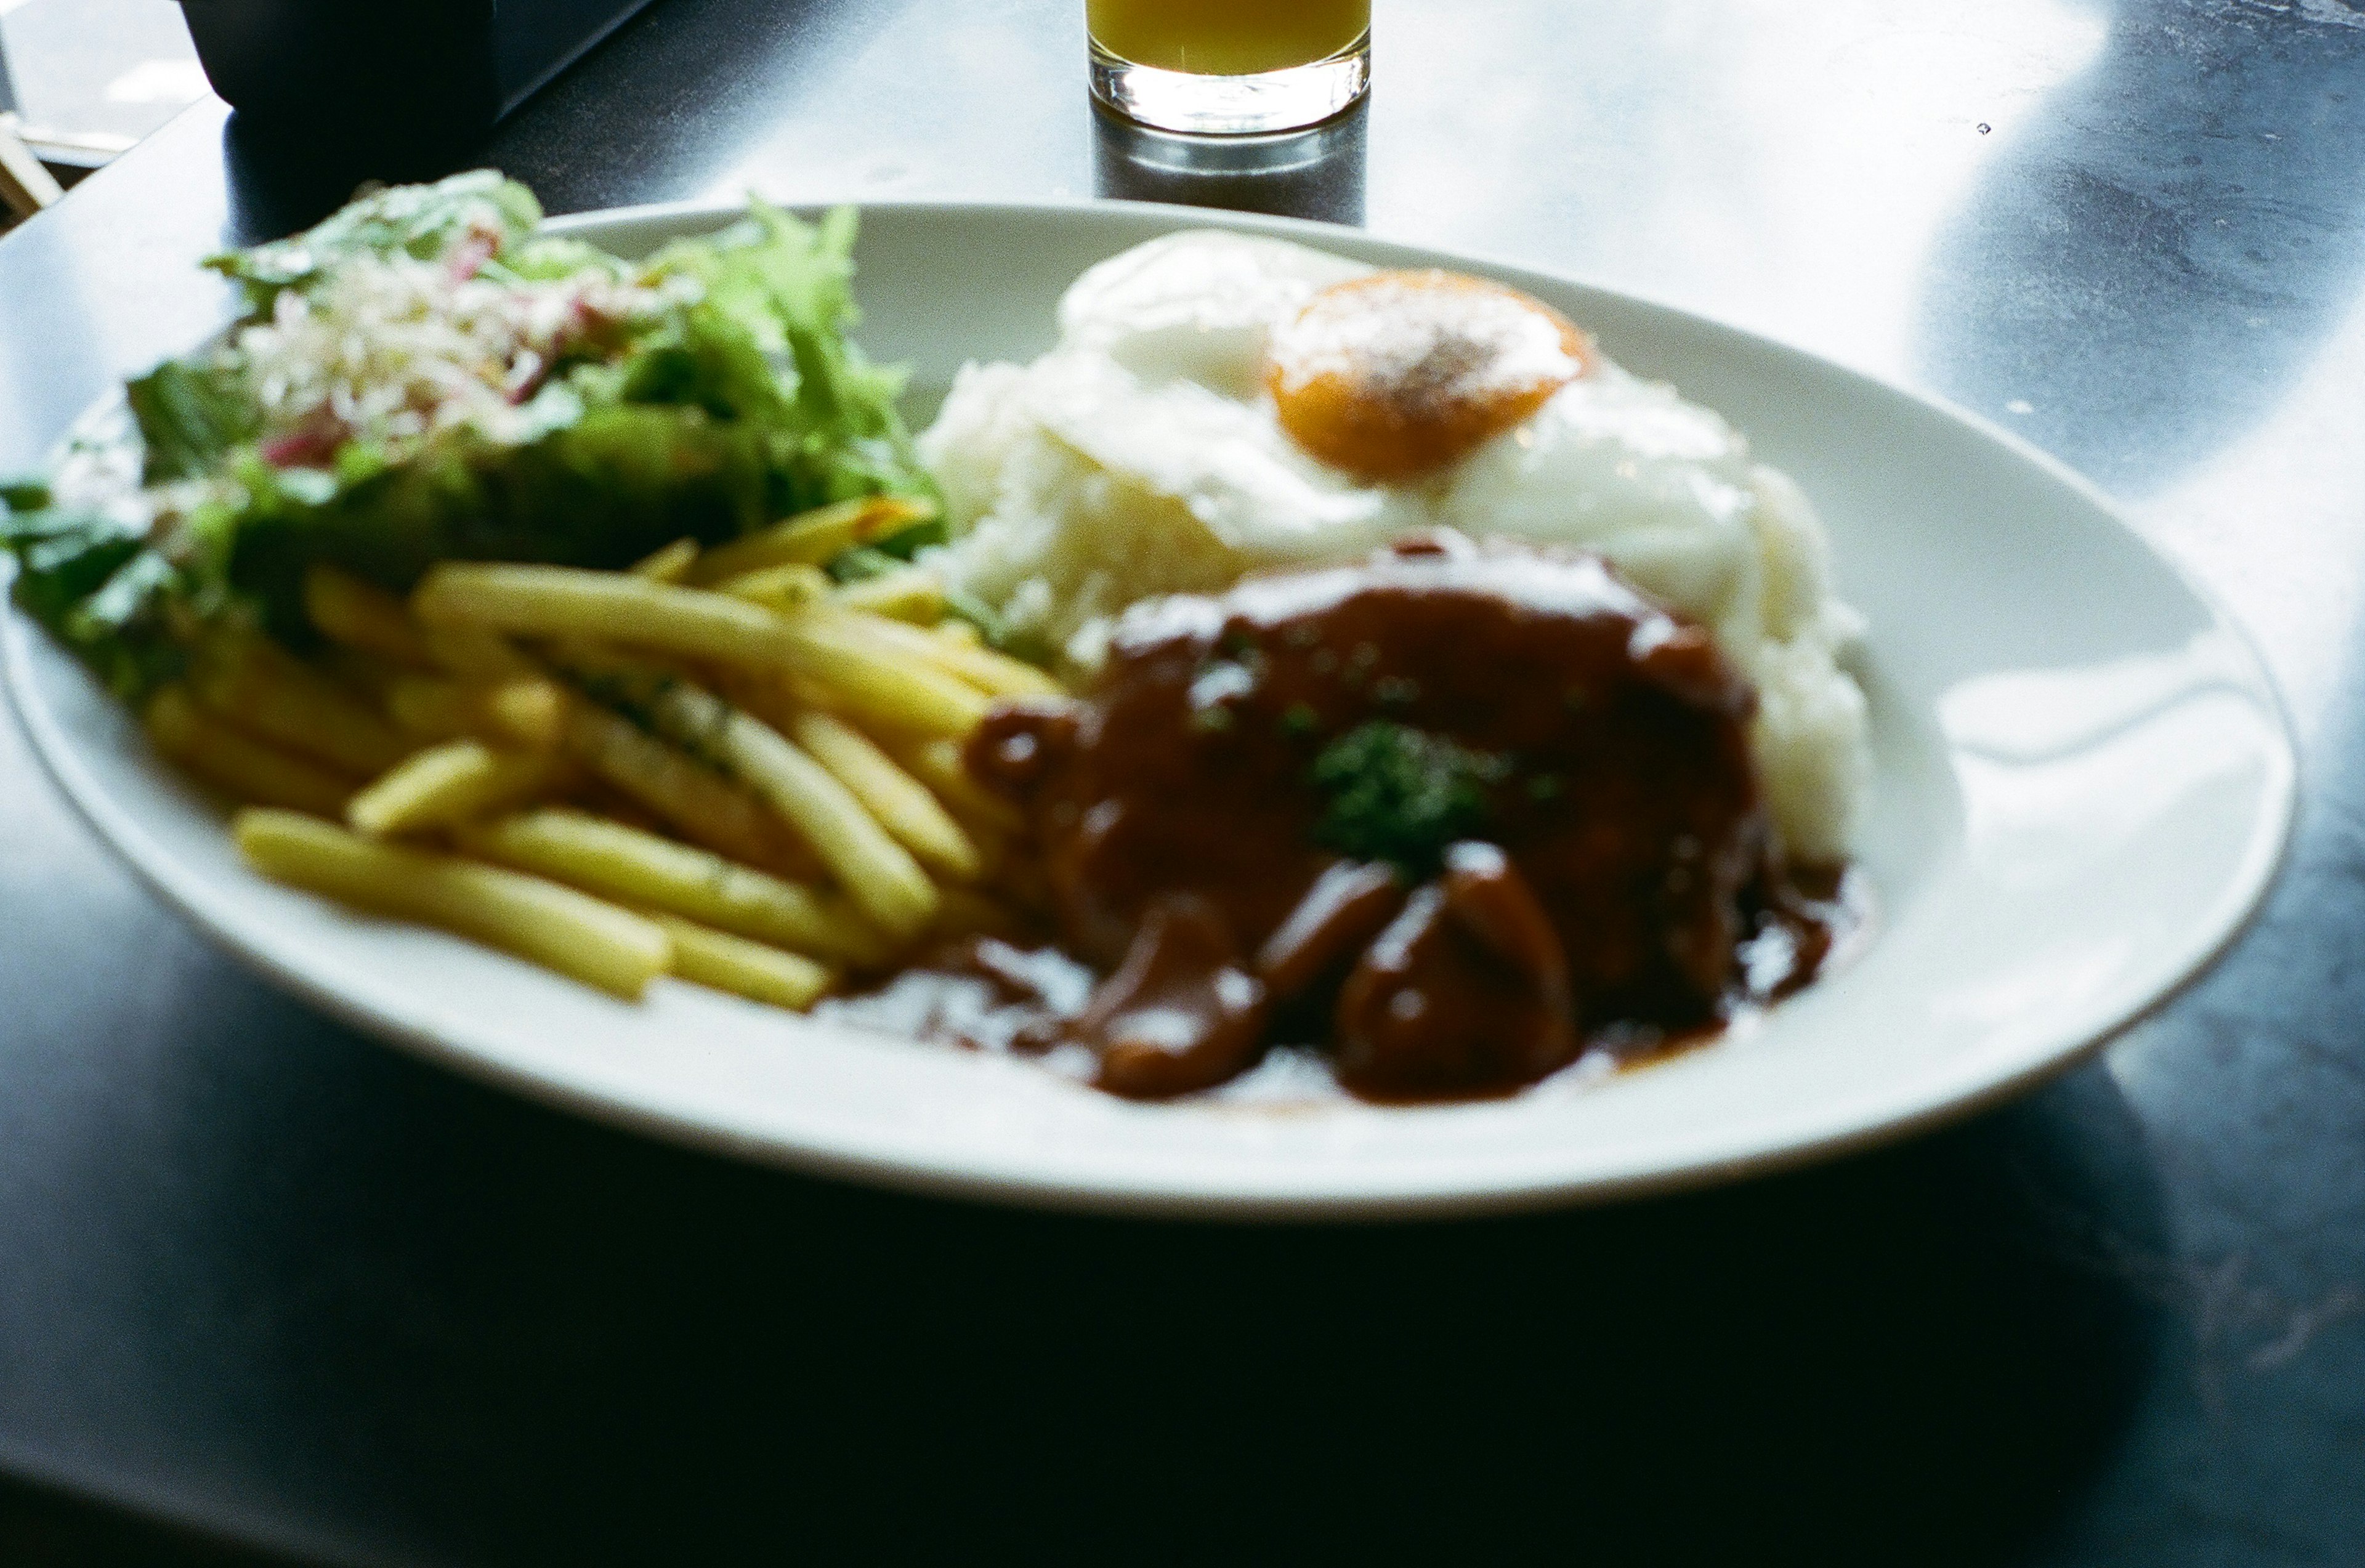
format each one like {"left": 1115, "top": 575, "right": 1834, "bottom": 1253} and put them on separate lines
{"left": 1088, "top": 0, "right": 1371, "bottom": 136}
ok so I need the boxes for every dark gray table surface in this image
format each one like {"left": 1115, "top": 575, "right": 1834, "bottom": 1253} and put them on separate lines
{"left": 4, "top": 1, "right": 2363, "bottom": 1562}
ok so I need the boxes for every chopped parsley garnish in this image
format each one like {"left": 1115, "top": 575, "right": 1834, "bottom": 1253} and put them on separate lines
{"left": 1310, "top": 721, "right": 1508, "bottom": 878}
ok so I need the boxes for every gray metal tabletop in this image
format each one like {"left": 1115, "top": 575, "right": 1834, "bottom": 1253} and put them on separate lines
{"left": 2, "top": 1, "right": 2363, "bottom": 1561}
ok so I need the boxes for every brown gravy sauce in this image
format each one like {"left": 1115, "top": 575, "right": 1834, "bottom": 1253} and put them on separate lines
{"left": 822, "top": 538, "right": 1871, "bottom": 1105}
{"left": 822, "top": 865, "right": 1870, "bottom": 1105}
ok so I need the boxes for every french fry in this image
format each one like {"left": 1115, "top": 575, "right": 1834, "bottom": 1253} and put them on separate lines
{"left": 716, "top": 562, "right": 832, "bottom": 613}
{"left": 685, "top": 495, "right": 936, "bottom": 586}
{"left": 563, "top": 780, "right": 672, "bottom": 839}
{"left": 188, "top": 528, "right": 1089, "bottom": 1007}
{"left": 457, "top": 809, "right": 886, "bottom": 967}
{"left": 147, "top": 686, "right": 354, "bottom": 816}
{"left": 833, "top": 567, "right": 945, "bottom": 625}
{"left": 788, "top": 708, "right": 981, "bottom": 881}
{"left": 385, "top": 679, "right": 464, "bottom": 742}
{"left": 482, "top": 680, "right": 569, "bottom": 750}
{"left": 559, "top": 704, "right": 821, "bottom": 881}
{"left": 715, "top": 663, "right": 1012, "bottom": 871}
{"left": 718, "top": 671, "right": 990, "bottom": 884}
{"left": 191, "top": 636, "right": 412, "bottom": 775}
{"left": 890, "top": 734, "right": 1025, "bottom": 836}
{"left": 421, "top": 622, "right": 538, "bottom": 682}
{"left": 413, "top": 564, "right": 991, "bottom": 737}
{"left": 346, "top": 740, "right": 561, "bottom": 837}
{"left": 706, "top": 665, "right": 804, "bottom": 735}
{"left": 631, "top": 679, "right": 939, "bottom": 939}
{"left": 414, "top": 563, "right": 786, "bottom": 656}
{"left": 499, "top": 682, "right": 567, "bottom": 748}
{"left": 233, "top": 808, "right": 669, "bottom": 999}
{"left": 316, "top": 647, "right": 404, "bottom": 705}
{"left": 649, "top": 913, "right": 835, "bottom": 1009}
{"left": 825, "top": 606, "right": 1064, "bottom": 700}
{"left": 386, "top": 675, "right": 570, "bottom": 751}
{"left": 777, "top": 616, "right": 991, "bottom": 738}
{"left": 630, "top": 538, "right": 700, "bottom": 583}
{"left": 304, "top": 564, "right": 434, "bottom": 668}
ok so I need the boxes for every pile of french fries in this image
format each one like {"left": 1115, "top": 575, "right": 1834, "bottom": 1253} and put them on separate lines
{"left": 142, "top": 496, "right": 1065, "bottom": 1010}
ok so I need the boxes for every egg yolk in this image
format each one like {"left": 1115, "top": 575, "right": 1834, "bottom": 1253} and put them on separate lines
{"left": 1265, "top": 270, "right": 1593, "bottom": 482}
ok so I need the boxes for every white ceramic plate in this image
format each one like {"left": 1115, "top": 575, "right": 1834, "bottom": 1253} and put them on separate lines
{"left": 6, "top": 201, "right": 2297, "bottom": 1218}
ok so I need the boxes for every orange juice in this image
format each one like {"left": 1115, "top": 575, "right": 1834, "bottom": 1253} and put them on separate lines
{"left": 1088, "top": 0, "right": 1371, "bottom": 76}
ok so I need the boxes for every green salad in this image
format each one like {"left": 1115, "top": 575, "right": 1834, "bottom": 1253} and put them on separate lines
{"left": 0, "top": 171, "right": 941, "bottom": 698}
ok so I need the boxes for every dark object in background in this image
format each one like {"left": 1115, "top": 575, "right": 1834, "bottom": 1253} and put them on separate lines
{"left": 179, "top": 0, "right": 657, "bottom": 139}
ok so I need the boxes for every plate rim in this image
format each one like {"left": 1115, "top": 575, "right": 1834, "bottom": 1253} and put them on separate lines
{"left": 1, "top": 195, "right": 2303, "bottom": 1220}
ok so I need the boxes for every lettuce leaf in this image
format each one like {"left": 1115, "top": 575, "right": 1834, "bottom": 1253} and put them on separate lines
{"left": 125, "top": 358, "right": 258, "bottom": 484}
{"left": 639, "top": 201, "right": 934, "bottom": 514}
{"left": 206, "top": 169, "right": 544, "bottom": 314}
{"left": 1, "top": 501, "right": 188, "bottom": 698}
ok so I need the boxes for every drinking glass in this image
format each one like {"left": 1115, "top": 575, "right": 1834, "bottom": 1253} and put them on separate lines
{"left": 1088, "top": 0, "right": 1372, "bottom": 136}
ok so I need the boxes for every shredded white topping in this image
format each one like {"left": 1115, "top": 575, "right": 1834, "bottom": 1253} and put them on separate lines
{"left": 230, "top": 252, "right": 690, "bottom": 462}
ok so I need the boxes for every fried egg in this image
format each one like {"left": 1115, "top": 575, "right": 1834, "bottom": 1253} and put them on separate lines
{"left": 1267, "top": 269, "right": 1593, "bottom": 480}
{"left": 920, "top": 231, "right": 1869, "bottom": 860}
